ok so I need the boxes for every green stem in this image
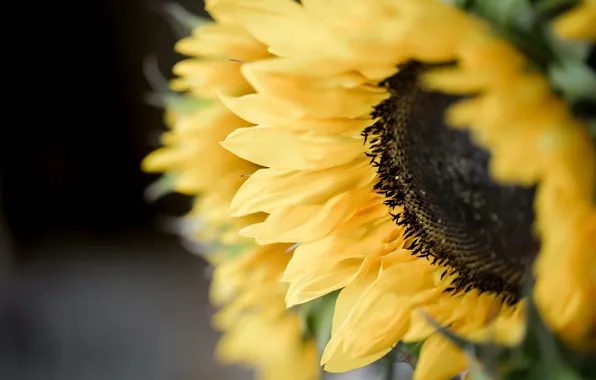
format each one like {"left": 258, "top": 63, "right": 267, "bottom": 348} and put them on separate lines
{"left": 385, "top": 349, "right": 395, "bottom": 380}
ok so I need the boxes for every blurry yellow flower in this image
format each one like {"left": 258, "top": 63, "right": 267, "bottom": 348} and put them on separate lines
{"left": 212, "top": 244, "right": 319, "bottom": 380}
{"left": 216, "top": 311, "right": 319, "bottom": 380}
{"left": 142, "top": 2, "right": 319, "bottom": 379}
{"left": 215, "top": 0, "right": 596, "bottom": 378}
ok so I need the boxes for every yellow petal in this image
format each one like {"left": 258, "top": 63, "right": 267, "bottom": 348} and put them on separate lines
{"left": 230, "top": 159, "right": 374, "bottom": 217}
{"left": 211, "top": 0, "right": 330, "bottom": 57}
{"left": 283, "top": 202, "right": 399, "bottom": 280}
{"left": 323, "top": 270, "right": 392, "bottom": 371}
{"left": 221, "top": 92, "right": 371, "bottom": 135}
{"left": 141, "top": 148, "right": 185, "bottom": 172}
{"left": 222, "top": 126, "right": 364, "bottom": 170}
{"left": 173, "top": 59, "right": 252, "bottom": 97}
{"left": 554, "top": 2, "right": 596, "bottom": 40}
{"left": 243, "top": 61, "right": 387, "bottom": 118}
{"left": 220, "top": 92, "right": 305, "bottom": 125}
{"left": 413, "top": 334, "right": 467, "bottom": 380}
{"left": 324, "top": 347, "right": 390, "bottom": 373}
{"left": 239, "top": 188, "right": 367, "bottom": 244}
{"left": 177, "top": 24, "right": 270, "bottom": 61}
{"left": 341, "top": 260, "right": 438, "bottom": 356}
{"left": 285, "top": 258, "right": 365, "bottom": 307}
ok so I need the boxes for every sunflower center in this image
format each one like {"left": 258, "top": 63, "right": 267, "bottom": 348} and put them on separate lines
{"left": 364, "top": 62, "right": 539, "bottom": 303}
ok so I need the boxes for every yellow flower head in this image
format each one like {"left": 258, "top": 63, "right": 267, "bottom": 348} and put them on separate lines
{"left": 213, "top": 0, "right": 596, "bottom": 379}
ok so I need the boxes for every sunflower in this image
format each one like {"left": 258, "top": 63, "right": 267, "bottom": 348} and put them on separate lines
{"left": 215, "top": 0, "right": 596, "bottom": 379}
{"left": 142, "top": 4, "right": 319, "bottom": 379}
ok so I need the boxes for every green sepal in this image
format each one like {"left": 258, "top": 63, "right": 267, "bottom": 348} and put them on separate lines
{"left": 210, "top": 223, "right": 253, "bottom": 260}
{"left": 143, "top": 56, "right": 211, "bottom": 113}
{"left": 298, "top": 291, "right": 338, "bottom": 353}
{"left": 586, "top": 119, "right": 596, "bottom": 139}
{"left": 159, "top": 3, "right": 211, "bottom": 39}
{"left": 549, "top": 61, "right": 596, "bottom": 103}
{"left": 398, "top": 341, "right": 424, "bottom": 365}
{"left": 144, "top": 174, "right": 178, "bottom": 202}
{"left": 164, "top": 93, "right": 211, "bottom": 114}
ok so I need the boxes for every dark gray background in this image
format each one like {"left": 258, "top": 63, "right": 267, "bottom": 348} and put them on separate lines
{"left": 0, "top": 1, "right": 253, "bottom": 379}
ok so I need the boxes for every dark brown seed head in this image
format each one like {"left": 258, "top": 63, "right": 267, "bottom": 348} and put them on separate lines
{"left": 363, "top": 62, "right": 539, "bottom": 303}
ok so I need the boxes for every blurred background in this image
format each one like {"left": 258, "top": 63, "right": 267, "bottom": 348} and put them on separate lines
{"left": 0, "top": 1, "right": 253, "bottom": 379}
